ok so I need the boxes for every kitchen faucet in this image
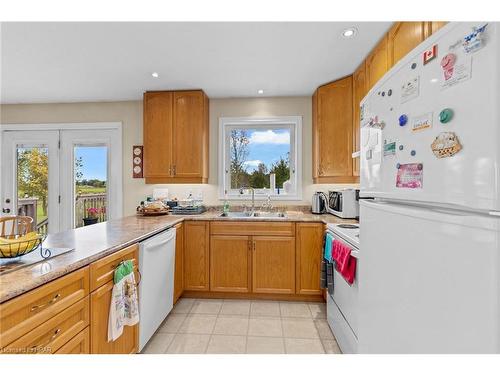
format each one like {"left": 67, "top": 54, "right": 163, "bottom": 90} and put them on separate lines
{"left": 239, "top": 186, "right": 255, "bottom": 214}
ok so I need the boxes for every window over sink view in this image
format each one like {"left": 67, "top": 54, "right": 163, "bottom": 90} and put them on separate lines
{"left": 220, "top": 116, "right": 302, "bottom": 201}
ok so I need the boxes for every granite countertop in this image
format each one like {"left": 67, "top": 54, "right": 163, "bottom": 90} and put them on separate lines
{"left": 0, "top": 210, "right": 357, "bottom": 303}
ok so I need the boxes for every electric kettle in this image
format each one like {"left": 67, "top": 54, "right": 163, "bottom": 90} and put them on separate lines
{"left": 312, "top": 192, "right": 327, "bottom": 214}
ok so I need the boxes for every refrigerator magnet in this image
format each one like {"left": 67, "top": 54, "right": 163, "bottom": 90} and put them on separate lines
{"left": 423, "top": 44, "right": 438, "bottom": 65}
{"left": 441, "top": 54, "right": 472, "bottom": 89}
{"left": 396, "top": 163, "right": 423, "bottom": 189}
{"left": 463, "top": 24, "right": 488, "bottom": 54}
{"left": 411, "top": 112, "right": 433, "bottom": 132}
{"left": 431, "top": 132, "right": 462, "bottom": 158}
{"left": 401, "top": 76, "right": 420, "bottom": 103}
{"left": 383, "top": 140, "right": 396, "bottom": 157}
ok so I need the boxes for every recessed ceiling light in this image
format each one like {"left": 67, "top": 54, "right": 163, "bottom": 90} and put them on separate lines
{"left": 258, "top": 89, "right": 264, "bottom": 94}
{"left": 342, "top": 27, "right": 357, "bottom": 38}
{"left": 151, "top": 72, "right": 159, "bottom": 78}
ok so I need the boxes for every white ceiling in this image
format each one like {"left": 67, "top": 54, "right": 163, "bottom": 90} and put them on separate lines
{"left": 0, "top": 22, "right": 392, "bottom": 104}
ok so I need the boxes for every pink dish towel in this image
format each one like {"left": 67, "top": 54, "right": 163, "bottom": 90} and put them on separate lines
{"left": 332, "top": 239, "right": 357, "bottom": 285}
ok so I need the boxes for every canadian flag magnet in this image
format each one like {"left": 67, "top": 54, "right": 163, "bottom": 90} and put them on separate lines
{"left": 423, "top": 44, "right": 438, "bottom": 65}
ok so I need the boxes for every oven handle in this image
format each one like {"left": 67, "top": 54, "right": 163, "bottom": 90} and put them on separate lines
{"left": 326, "top": 229, "right": 359, "bottom": 259}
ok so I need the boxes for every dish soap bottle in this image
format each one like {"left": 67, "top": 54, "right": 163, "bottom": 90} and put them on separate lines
{"left": 223, "top": 194, "right": 230, "bottom": 215}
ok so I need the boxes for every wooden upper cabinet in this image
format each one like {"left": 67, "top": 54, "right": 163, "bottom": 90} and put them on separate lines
{"left": 183, "top": 221, "right": 210, "bottom": 291}
{"left": 365, "top": 34, "right": 389, "bottom": 91}
{"left": 313, "top": 76, "right": 355, "bottom": 183}
{"left": 143, "top": 90, "right": 209, "bottom": 184}
{"left": 312, "top": 90, "right": 318, "bottom": 180}
{"left": 429, "top": 21, "right": 447, "bottom": 35}
{"left": 172, "top": 91, "right": 209, "bottom": 180}
{"left": 388, "top": 22, "right": 427, "bottom": 67}
{"left": 143, "top": 92, "right": 173, "bottom": 179}
{"left": 352, "top": 61, "right": 367, "bottom": 177}
{"left": 210, "top": 235, "right": 251, "bottom": 293}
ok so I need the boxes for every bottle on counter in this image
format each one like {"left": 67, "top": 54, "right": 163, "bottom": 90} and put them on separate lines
{"left": 223, "top": 194, "right": 230, "bottom": 215}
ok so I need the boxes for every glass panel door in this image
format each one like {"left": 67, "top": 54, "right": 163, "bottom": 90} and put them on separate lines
{"left": 1, "top": 131, "right": 60, "bottom": 234}
{"left": 60, "top": 129, "right": 121, "bottom": 231}
{"left": 74, "top": 145, "right": 108, "bottom": 228}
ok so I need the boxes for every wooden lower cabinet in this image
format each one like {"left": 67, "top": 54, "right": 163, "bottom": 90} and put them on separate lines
{"left": 183, "top": 221, "right": 210, "bottom": 291}
{"left": 55, "top": 327, "right": 90, "bottom": 354}
{"left": 90, "top": 280, "right": 138, "bottom": 354}
{"left": 210, "top": 235, "right": 251, "bottom": 293}
{"left": 4, "top": 297, "right": 89, "bottom": 354}
{"left": 173, "top": 222, "right": 184, "bottom": 303}
{"left": 252, "top": 236, "right": 296, "bottom": 294}
{"left": 296, "top": 223, "right": 324, "bottom": 295}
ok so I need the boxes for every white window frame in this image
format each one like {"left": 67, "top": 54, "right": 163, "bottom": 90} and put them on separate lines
{"left": 218, "top": 116, "right": 302, "bottom": 201}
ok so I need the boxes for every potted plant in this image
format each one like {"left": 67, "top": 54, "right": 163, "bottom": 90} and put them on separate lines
{"left": 83, "top": 207, "right": 100, "bottom": 226}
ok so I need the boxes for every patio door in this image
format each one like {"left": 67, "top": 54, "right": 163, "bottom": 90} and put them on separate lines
{"left": 1, "top": 125, "right": 122, "bottom": 234}
{"left": 60, "top": 129, "right": 122, "bottom": 230}
{"left": 1, "top": 131, "right": 60, "bottom": 234}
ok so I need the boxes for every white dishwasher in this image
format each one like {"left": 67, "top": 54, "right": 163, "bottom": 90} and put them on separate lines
{"left": 138, "top": 227, "right": 176, "bottom": 351}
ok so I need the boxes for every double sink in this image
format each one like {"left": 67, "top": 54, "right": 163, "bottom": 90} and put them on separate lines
{"left": 219, "top": 211, "right": 287, "bottom": 219}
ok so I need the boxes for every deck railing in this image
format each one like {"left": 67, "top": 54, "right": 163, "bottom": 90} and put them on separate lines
{"left": 75, "top": 193, "right": 107, "bottom": 228}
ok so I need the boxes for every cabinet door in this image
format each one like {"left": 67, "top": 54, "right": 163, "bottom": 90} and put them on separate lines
{"left": 143, "top": 92, "right": 173, "bottom": 179}
{"left": 388, "top": 22, "right": 427, "bottom": 67}
{"left": 210, "top": 235, "right": 251, "bottom": 293}
{"left": 172, "top": 91, "right": 208, "bottom": 180}
{"left": 173, "top": 223, "right": 184, "bottom": 303}
{"left": 366, "top": 34, "right": 389, "bottom": 91}
{"left": 429, "top": 21, "right": 447, "bottom": 35}
{"left": 313, "top": 76, "right": 353, "bottom": 183}
{"left": 296, "top": 223, "right": 324, "bottom": 295}
{"left": 352, "top": 61, "right": 367, "bottom": 177}
{"left": 312, "top": 90, "right": 319, "bottom": 180}
{"left": 252, "top": 236, "right": 295, "bottom": 294}
{"left": 183, "top": 221, "right": 210, "bottom": 291}
{"left": 90, "top": 280, "right": 138, "bottom": 354}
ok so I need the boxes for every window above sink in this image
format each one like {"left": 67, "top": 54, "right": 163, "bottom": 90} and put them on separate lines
{"left": 218, "top": 116, "right": 302, "bottom": 201}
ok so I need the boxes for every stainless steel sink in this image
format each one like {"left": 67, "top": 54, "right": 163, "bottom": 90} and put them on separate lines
{"left": 252, "top": 211, "right": 287, "bottom": 218}
{"left": 219, "top": 212, "right": 253, "bottom": 218}
{"left": 219, "top": 211, "right": 287, "bottom": 219}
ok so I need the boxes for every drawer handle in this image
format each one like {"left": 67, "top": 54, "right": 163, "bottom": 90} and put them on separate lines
{"left": 30, "top": 293, "right": 61, "bottom": 312}
{"left": 111, "top": 258, "right": 136, "bottom": 269}
{"left": 31, "top": 328, "right": 62, "bottom": 351}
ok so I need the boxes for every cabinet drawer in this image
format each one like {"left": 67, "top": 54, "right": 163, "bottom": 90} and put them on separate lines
{"left": 0, "top": 267, "right": 89, "bottom": 348}
{"left": 4, "top": 296, "right": 89, "bottom": 354}
{"left": 210, "top": 221, "right": 295, "bottom": 237}
{"left": 55, "top": 326, "right": 90, "bottom": 354}
{"left": 89, "top": 244, "right": 139, "bottom": 291}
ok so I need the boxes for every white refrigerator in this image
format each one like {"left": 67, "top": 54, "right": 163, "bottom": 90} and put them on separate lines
{"left": 358, "top": 22, "right": 500, "bottom": 353}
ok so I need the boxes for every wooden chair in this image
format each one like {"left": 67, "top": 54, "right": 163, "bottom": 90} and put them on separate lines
{"left": 0, "top": 216, "right": 34, "bottom": 238}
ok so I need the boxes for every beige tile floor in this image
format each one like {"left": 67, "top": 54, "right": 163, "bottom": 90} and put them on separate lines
{"left": 141, "top": 298, "right": 342, "bottom": 354}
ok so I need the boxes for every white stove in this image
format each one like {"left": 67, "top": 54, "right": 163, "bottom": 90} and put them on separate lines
{"left": 325, "top": 222, "right": 360, "bottom": 354}
{"left": 326, "top": 223, "right": 359, "bottom": 249}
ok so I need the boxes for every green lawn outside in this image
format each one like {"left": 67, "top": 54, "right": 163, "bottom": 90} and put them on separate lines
{"left": 75, "top": 185, "right": 106, "bottom": 194}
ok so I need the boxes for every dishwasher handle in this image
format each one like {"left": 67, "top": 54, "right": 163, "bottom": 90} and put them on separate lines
{"left": 141, "top": 228, "right": 176, "bottom": 249}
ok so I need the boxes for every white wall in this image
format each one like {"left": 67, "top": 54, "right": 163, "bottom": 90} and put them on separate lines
{"left": 1, "top": 97, "right": 358, "bottom": 216}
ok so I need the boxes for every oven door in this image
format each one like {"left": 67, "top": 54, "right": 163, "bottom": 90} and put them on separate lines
{"left": 327, "top": 232, "right": 359, "bottom": 336}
